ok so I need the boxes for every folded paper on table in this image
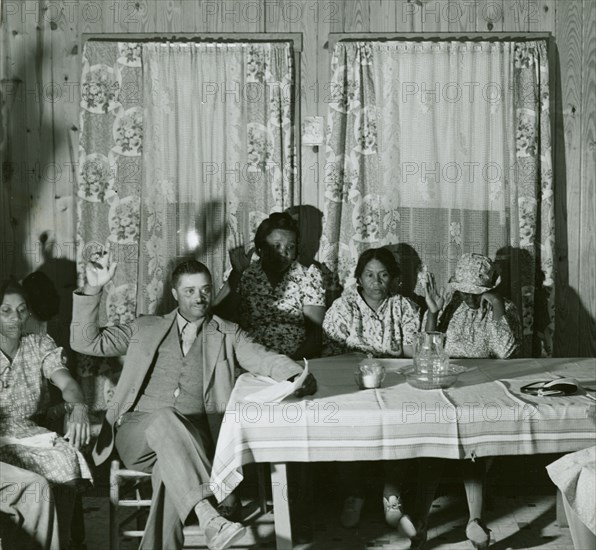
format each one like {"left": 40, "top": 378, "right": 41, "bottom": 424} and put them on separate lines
{"left": 244, "top": 360, "right": 310, "bottom": 403}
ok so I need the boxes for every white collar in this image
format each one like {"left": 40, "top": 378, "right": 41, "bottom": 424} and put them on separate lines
{"left": 176, "top": 312, "right": 203, "bottom": 335}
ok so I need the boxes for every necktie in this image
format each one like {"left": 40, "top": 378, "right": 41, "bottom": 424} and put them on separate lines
{"left": 181, "top": 322, "right": 196, "bottom": 356}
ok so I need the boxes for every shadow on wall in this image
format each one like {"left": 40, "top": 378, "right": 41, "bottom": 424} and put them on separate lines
{"left": 287, "top": 204, "right": 342, "bottom": 307}
{"left": 22, "top": 232, "right": 78, "bottom": 351}
{"left": 385, "top": 242, "right": 427, "bottom": 313}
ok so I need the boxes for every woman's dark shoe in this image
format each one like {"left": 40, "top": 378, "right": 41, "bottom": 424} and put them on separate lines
{"left": 466, "top": 518, "right": 491, "bottom": 549}
{"left": 409, "top": 519, "right": 428, "bottom": 549}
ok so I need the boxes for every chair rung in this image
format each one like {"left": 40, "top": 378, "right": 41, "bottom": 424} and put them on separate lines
{"left": 116, "top": 470, "right": 151, "bottom": 479}
{"left": 122, "top": 530, "right": 145, "bottom": 537}
{"left": 118, "top": 499, "right": 153, "bottom": 506}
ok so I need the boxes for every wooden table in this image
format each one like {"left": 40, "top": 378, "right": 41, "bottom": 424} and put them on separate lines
{"left": 211, "top": 355, "right": 596, "bottom": 549}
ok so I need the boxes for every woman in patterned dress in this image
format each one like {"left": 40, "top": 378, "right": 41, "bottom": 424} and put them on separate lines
{"left": 0, "top": 279, "right": 92, "bottom": 547}
{"left": 420, "top": 253, "right": 522, "bottom": 549}
{"left": 231, "top": 212, "right": 326, "bottom": 359}
{"left": 322, "top": 247, "right": 423, "bottom": 537}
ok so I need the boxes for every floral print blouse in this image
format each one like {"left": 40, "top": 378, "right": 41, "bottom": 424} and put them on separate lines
{"left": 239, "top": 260, "right": 325, "bottom": 356}
{"left": 427, "top": 295, "right": 521, "bottom": 359}
{"left": 0, "top": 334, "right": 67, "bottom": 438}
{"left": 322, "top": 287, "right": 420, "bottom": 358}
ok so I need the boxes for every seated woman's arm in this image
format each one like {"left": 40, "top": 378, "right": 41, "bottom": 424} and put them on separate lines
{"left": 39, "top": 336, "right": 90, "bottom": 450}
{"left": 488, "top": 299, "right": 522, "bottom": 358}
{"left": 290, "top": 265, "right": 326, "bottom": 359}
{"left": 291, "top": 305, "right": 325, "bottom": 359}
{"left": 50, "top": 369, "right": 90, "bottom": 450}
{"left": 399, "top": 297, "right": 421, "bottom": 358}
{"left": 322, "top": 298, "right": 352, "bottom": 356}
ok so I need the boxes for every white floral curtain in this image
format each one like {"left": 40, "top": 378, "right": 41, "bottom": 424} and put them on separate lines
{"left": 139, "top": 42, "right": 296, "bottom": 314}
{"left": 76, "top": 40, "right": 295, "bottom": 411}
{"left": 321, "top": 41, "right": 554, "bottom": 357}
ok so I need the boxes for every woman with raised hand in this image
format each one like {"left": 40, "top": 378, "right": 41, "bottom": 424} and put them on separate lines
{"left": 0, "top": 279, "right": 92, "bottom": 548}
{"left": 420, "top": 253, "right": 522, "bottom": 549}
{"left": 232, "top": 212, "right": 326, "bottom": 359}
{"left": 424, "top": 253, "right": 521, "bottom": 359}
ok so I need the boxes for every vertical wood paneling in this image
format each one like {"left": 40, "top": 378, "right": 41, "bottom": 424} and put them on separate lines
{"left": 502, "top": 0, "right": 530, "bottom": 32}
{"left": 181, "top": 0, "right": 204, "bottom": 32}
{"left": 397, "top": 0, "right": 423, "bottom": 31}
{"left": 530, "top": 0, "right": 555, "bottom": 33}
{"left": 448, "top": 0, "right": 478, "bottom": 32}
{"left": 78, "top": 1, "right": 104, "bottom": 34}
{"left": 155, "top": 0, "right": 184, "bottom": 32}
{"left": 23, "top": 1, "right": 45, "bottom": 273}
{"left": 422, "top": 0, "right": 452, "bottom": 32}
{"left": 579, "top": 0, "right": 596, "bottom": 355}
{"left": 369, "top": 0, "right": 398, "bottom": 31}
{"left": 343, "top": 0, "right": 370, "bottom": 32}
{"left": 32, "top": 1, "right": 58, "bottom": 272}
{"left": 1, "top": 0, "right": 595, "bottom": 355}
{"left": 2, "top": 6, "right": 28, "bottom": 278}
{"left": 52, "top": 0, "right": 79, "bottom": 261}
{"left": 554, "top": 0, "right": 582, "bottom": 356}
{"left": 123, "top": 0, "right": 154, "bottom": 33}
{"left": 476, "top": 0, "right": 504, "bottom": 32}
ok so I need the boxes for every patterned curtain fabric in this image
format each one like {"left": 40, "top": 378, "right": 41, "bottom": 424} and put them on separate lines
{"left": 139, "top": 42, "right": 296, "bottom": 314}
{"left": 76, "top": 40, "right": 295, "bottom": 411}
{"left": 321, "top": 41, "right": 554, "bottom": 357}
{"left": 77, "top": 42, "right": 144, "bottom": 410}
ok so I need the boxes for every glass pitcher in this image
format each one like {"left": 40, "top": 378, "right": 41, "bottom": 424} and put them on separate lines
{"left": 413, "top": 331, "right": 449, "bottom": 375}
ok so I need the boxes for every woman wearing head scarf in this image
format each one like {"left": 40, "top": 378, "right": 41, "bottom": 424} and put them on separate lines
{"left": 424, "top": 253, "right": 521, "bottom": 359}
{"left": 418, "top": 253, "right": 522, "bottom": 549}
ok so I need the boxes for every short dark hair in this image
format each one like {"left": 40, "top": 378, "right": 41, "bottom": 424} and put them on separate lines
{"left": 254, "top": 212, "right": 299, "bottom": 254}
{"left": 0, "top": 279, "right": 28, "bottom": 307}
{"left": 171, "top": 260, "right": 211, "bottom": 289}
{"left": 354, "top": 247, "right": 401, "bottom": 281}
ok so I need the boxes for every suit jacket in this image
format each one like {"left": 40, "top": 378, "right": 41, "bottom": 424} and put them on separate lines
{"left": 71, "top": 292, "right": 303, "bottom": 466}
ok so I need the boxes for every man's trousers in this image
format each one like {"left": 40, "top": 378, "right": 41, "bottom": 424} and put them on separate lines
{"left": 115, "top": 407, "right": 215, "bottom": 550}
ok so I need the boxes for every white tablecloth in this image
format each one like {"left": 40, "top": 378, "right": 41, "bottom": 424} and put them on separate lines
{"left": 211, "top": 355, "right": 596, "bottom": 501}
{"left": 547, "top": 446, "right": 596, "bottom": 535}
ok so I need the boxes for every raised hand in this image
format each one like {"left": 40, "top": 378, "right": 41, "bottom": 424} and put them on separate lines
{"left": 424, "top": 273, "right": 445, "bottom": 314}
{"left": 84, "top": 246, "right": 117, "bottom": 293}
{"left": 480, "top": 290, "right": 505, "bottom": 321}
{"left": 228, "top": 233, "right": 254, "bottom": 273}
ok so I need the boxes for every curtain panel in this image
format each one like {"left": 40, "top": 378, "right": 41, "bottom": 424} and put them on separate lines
{"left": 321, "top": 40, "right": 554, "bottom": 357}
{"left": 76, "top": 40, "right": 295, "bottom": 410}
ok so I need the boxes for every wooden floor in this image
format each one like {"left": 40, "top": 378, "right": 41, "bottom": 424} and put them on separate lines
{"left": 83, "top": 491, "right": 576, "bottom": 550}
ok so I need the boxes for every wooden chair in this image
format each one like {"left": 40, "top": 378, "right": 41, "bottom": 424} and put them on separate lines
{"left": 109, "top": 460, "right": 152, "bottom": 550}
{"left": 109, "top": 460, "right": 270, "bottom": 550}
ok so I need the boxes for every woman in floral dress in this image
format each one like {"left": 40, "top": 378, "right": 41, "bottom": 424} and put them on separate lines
{"left": 323, "top": 247, "right": 420, "bottom": 358}
{"left": 0, "top": 279, "right": 92, "bottom": 547}
{"left": 420, "top": 253, "right": 522, "bottom": 549}
{"left": 231, "top": 212, "right": 326, "bottom": 359}
{"left": 322, "top": 247, "right": 422, "bottom": 538}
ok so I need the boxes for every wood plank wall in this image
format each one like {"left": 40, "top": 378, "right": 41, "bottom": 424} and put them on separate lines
{"left": 0, "top": 0, "right": 594, "bottom": 356}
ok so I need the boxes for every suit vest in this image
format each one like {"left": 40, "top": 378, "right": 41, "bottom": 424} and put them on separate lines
{"left": 135, "top": 320, "right": 204, "bottom": 415}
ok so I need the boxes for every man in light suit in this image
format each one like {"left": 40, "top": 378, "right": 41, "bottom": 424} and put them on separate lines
{"left": 71, "top": 253, "right": 316, "bottom": 550}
